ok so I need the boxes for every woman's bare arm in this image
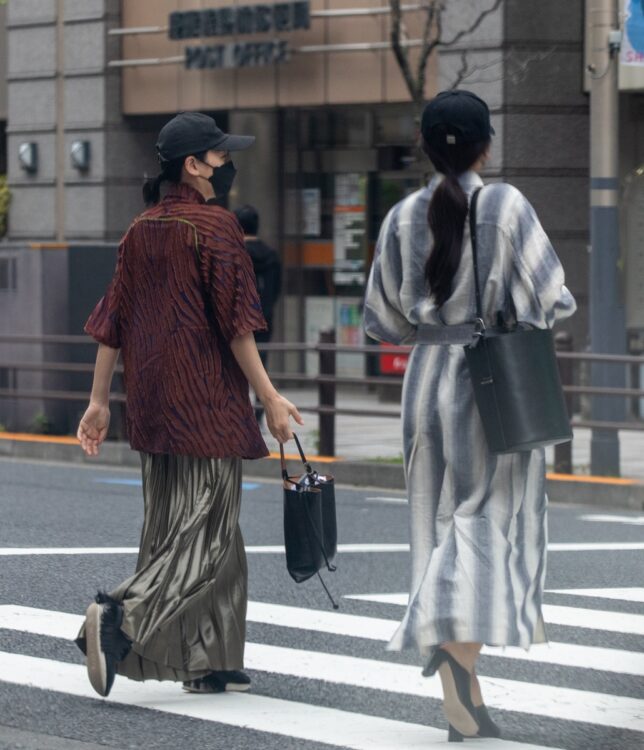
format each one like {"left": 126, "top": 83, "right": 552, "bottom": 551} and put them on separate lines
{"left": 230, "top": 332, "right": 303, "bottom": 443}
{"left": 77, "top": 344, "right": 120, "bottom": 456}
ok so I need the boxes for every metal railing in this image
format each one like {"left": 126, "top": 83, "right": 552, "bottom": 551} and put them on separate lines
{"left": 1, "top": 332, "right": 643, "bottom": 473}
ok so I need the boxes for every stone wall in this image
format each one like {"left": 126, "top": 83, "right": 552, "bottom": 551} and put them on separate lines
{"left": 503, "top": 0, "right": 589, "bottom": 347}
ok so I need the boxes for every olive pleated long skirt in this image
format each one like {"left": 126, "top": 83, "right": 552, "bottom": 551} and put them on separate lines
{"left": 77, "top": 453, "right": 247, "bottom": 682}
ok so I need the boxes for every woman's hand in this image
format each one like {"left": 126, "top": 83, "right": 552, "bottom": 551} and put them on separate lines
{"left": 77, "top": 401, "right": 111, "bottom": 456}
{"left": 263, "top": 393, "right": 303, "bottom": 444}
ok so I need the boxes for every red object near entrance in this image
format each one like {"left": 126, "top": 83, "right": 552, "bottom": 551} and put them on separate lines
{"left": 379, "top": 342, "right": 409, "bottom": 375}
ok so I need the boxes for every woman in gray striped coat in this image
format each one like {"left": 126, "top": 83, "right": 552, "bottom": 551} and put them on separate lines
{"left": 364, "top": 91, "right": 576, "bottom": 742}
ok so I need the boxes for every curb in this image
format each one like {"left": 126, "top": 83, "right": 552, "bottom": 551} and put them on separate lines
{"left": 1, "top": 435, "right": 643, "bottom": 511}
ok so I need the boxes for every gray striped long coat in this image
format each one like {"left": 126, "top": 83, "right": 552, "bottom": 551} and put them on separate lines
{"left": 364, "top": 171, "right": 576, "bottom": 668}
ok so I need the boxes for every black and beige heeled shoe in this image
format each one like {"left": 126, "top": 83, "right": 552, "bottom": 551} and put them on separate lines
{"left": 426, "top": 648, "right": 480, "bottom": 742}
{"left": 447, "top": 706, "right": 500, "bottom": 742}
{"left": 475, "top": 704, "right": 501, "bottom": 738}
{"left": 470, "top": 670, "right": 502, "bottom": 738}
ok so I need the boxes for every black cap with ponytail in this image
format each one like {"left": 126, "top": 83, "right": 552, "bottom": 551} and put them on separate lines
{"left": 141, "top": 157, "right": 185, "bottom": 206}
{"left": 423, "top": 139, "right": 490, "bottom": 308}
{"left": 420, "top": 90, "right": 494, "bottom": 308}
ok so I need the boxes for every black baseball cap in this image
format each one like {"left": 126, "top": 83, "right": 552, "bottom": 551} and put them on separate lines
{"left": 421, "top": 90, "right": 495, "bottom": 147}
{"left": 156, "top": 112, "right": 255, "bottom": 163}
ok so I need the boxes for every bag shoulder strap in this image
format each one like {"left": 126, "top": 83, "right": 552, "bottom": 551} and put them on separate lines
{"left": 469, "top": 187, "right": 484, "bottom": 322}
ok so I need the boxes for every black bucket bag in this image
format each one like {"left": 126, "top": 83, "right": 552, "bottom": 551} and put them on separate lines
{"left": 280, "top": 434, "right": 338, "bottom": 608}
{"left": 464, "top": 188, "right": 573, "bottom": 454}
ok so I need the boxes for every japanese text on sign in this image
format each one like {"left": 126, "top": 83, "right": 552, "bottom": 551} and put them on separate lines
{"left": 170, "top": 2, "right": 310, "bottom": 40}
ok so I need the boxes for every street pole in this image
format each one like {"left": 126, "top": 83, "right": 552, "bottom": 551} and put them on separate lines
{"left": 588, "top": 0, "right": 626, "bottom": 476}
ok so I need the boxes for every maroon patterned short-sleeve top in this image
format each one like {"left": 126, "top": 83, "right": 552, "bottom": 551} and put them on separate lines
{"left": 85, "top": 182, "right": 269, "bottom": 459}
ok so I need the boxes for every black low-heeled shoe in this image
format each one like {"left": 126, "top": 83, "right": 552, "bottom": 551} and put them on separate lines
{"left": 448, "top": 724, "right": 465, "bottom": 742}
{"left": 475, "top": 704, "right": 501, "bottom": 738}
{"left": 426, "top": 649, "right": 479, "bottom": 742}
{"left": 448, "top": 706, "right": 501, "bottom": 741}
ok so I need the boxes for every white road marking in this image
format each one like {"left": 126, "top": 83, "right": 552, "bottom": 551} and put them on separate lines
{"left": 579, "top": 514, "right": 644, "bottom": 526}
{"left": 366, "top": 497, "right": 408, "bottom": 505}
{"left": 547, "top": 542, "right": 644, "bottom": 551}
{"left": 0, "top": 547, "right": 139, "bottom": 556}
{"left": 547, "top": 587, "right": 644, "bottom": 604}
{"left": 0, "top": 651, "right": 561, "bottom": 750}
{"left": 2, "top": 604, "right": 644, "bottom": 677}
{"left": 0, "top": 545, "right": 398, "bottom": 556}
{"left": 345, "top": 594, "right": 644, "bottom": 636}
{"left": 244, "top": 644, "right": 644, "bottom": 731}
{"left": 1, "top": 541, "right": 643, "bottom": 556}
{"left": 0, "top": 611, "right": 643, "bottom": 733}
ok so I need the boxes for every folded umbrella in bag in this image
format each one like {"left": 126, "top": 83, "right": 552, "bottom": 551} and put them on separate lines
{"left": 280, "top": 434, "right": 338, "bottom": 608}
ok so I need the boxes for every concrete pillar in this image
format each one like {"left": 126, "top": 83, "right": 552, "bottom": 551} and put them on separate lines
{"left": 228, "top": 110, "right": 280, "bottom": 250}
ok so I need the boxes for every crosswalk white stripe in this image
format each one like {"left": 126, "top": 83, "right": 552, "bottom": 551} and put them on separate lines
{"left": 344, "top": 595, "right": 644, "bottom": 636}
{"left": 0, "top": 611, "right": 642, "bottom": 733}
{"left": 0, "top": 547, "right": 139, "bottom": 556}
{"left": 366, "top": 497, "right": 408, "bottom": 504}
{"left": 243, "top": 643, "right": 644, "bottom": 731}
{"left": 2, "top": 603, "right": 644, "bottom": 679}
{"left": 547, "top": 542, "right": 644, "bottom": 551}
{"left": 1, "top": 541, "right": 643, "bottom": 555}
{"left": 0, "top": 609, "right": 643, "bottom": 733}
{"left": 579, "top": 514, "right": 644, "bottom": 526}
{"left": 0, "top": 651, "right": 561, "bottom": 750}
{"left": 547, "top": 587, "right": 644, "bottom": 604}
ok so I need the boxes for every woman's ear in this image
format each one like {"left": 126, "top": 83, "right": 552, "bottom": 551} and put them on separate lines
{"left": 183, "top": 155, "right": 201, "bottom": 177}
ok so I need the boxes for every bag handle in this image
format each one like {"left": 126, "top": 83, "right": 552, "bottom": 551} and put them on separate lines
{"left": 279, "top": 442, "right": 289, "bottom": 481}
{"left": 280, "top": 433, "right": 314, "bottom": 478}
{"left": 293, "top": 433, "right": 314, "bottom": 475}
{"left": 469, "top": 187, "right": 484, "bottom": 324}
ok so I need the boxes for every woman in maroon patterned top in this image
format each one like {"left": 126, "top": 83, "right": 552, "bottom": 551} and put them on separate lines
{"left": 75, "top": 112, "right": 302, "bottom": 698}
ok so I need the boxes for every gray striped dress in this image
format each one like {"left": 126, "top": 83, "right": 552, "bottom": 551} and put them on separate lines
{"left": 364, "top": 171, "right": 576, "bottom": 668}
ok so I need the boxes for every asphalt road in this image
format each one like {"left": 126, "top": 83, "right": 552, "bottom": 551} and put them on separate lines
{"left": 0, "top": 456, "right": 642, "bottom": 750}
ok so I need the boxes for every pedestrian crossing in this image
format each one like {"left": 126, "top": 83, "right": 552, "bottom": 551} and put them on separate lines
{"left": 0, "top": 591, "right": 642, "bottom": 748}
{"left": 0, "top": 651, "right": 555, "bottom": 750}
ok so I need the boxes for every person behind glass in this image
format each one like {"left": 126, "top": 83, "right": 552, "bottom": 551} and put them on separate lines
{"left": 233, "top": 204, "right": 282, "bottom": 422}
{"left": 364, "top": 91, "right": 576, "bottom": 742}
{"left": 75, "top": 112, "right": 303, "bottom": 699}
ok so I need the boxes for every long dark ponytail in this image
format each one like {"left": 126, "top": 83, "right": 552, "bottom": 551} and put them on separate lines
{"left": 142, "top": 157, "right": 183, "bottom": 205}
{"left": 142, "top": 151, "right": 210, "bottom": 205}
{"left": 424, "top": 138, "right": 490, "bottom": 307}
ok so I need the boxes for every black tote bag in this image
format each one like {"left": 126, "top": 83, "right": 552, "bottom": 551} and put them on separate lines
{"left": 464, "top": 188, "right": 573, "bottom": 454}
{"left": 280, "top": 435, "right": 338, "bottom": 606}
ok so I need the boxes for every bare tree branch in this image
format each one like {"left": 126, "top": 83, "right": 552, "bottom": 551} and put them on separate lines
{"left": 416, "top": 1, "right": 442, "bottom": 105}
{"left": 389, "top": 0, "right": 505, "bottom": 111}
{"left": 445, "top": 46, "right": 557, "bottom": 90}
{"left": 390, "top": 0, "right": 421, "bottom": 106}
{"left": 438, "top": 0, "right": 504, "bottom": 49}
{"left": 450, "top": 49, "right": 472, "bottom": 90}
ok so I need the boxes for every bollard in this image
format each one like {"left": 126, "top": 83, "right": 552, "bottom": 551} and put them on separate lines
{"left": 318, "top": 329, "right": 336, "bottom": 456}
{"left": 554, "top": 331, "right": 574, "bottom": 474}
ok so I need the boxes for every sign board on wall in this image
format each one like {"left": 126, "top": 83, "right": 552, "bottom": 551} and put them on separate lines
{"left": 622, "top": 0, "right": 644, "bottom": 65}
{"left": 169, "top": 1, "right": 310, "bottom": 70}
{"left": 304, "top": 297, "right": 365, "bottom": 377}
{"left": 620, "top": 0, "right": 644, "bottom": 88}
{"left": 623, "top": 172, "right": 644, "bottom": 329}
{"left": 302, "top": 188, "right": 321, "bottom": 237}
{"left": 379, "top": 342, "right": 409, "bottom": 375}
{"left": 333, "top": 174, "right": 366, "bottom": 285}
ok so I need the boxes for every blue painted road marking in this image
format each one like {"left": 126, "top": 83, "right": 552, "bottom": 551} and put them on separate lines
{"left": 95, "top": 478, "right": 260, "bottom": 490}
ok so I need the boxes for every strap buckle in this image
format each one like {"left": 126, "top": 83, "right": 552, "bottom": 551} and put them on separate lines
{"left": 474, "top": 318, "right": 486, "bottom": 337}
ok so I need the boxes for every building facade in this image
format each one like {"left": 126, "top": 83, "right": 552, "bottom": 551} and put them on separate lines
{"left": 0, "top": 0, "right": 642, "bottom": 432}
